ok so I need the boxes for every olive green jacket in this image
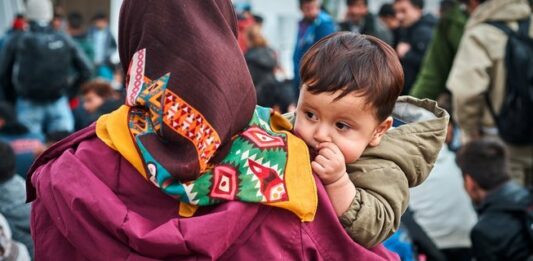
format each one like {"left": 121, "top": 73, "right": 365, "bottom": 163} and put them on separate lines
{"left": 285, "top": 96, "right": 449, "bottom": 247}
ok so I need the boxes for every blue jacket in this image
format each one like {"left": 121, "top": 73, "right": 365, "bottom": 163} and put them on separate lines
{"left": 293, "top": 11, "right": 336, "bottom": 93}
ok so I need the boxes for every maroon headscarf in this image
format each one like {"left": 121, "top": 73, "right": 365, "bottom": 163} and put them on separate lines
{"left": 118, "top": 0, "right": 256, "bottom": 181}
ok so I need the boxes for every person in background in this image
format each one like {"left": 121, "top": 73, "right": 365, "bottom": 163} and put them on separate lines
{"left": 456, "top": 138, "right": 533, "bottom": 261}
{"left": 0, "top": 141, "right": 33, "bottom": 259}
{"left": 245, "top": 25, "right": 294, "bottom": 112}
{"left": 409, "top": 0, "right": 468, "bottom": 100}
{"left": 393, "top": 0, "right": 436, "bottom": 94}
{"left": 51, "top": 6, "right": 66, "bottom": 32}
{"left": 77, "top": 79, "right": 121, "bottom": 129}
{"left": 338, "top": 0, "right": 393, "bottom": 45}
{"left": 292, "top": 0, "right": 336, "bottom": 99}
{"left": 0, "top": 0, "right": 93, "bottom": 136}
{"left": 378, "top": 3, "right": 400, "bottom": 48}
{"left": 0, "top": 14, "right": 28, "bottom": 103}
{"left": 0, "top": 103, "right": 45, "bottom": 178}
{"left": 88, "top": 12, "right": 117, "bottom": 80}
{"left": 446, "top": 0, "right": 533, "bottom": 188}
{"left": 235, "top": 3, "right": 256, "bottom": 54}
{"left": 67, "top": 12, "right": 94, "bottom": 63}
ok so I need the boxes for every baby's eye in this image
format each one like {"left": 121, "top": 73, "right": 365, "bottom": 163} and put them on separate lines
{"left": 335, "top": 122, "right": 350, "bottom": 130}
{"left": 305, "top": 111, "right": 317, "bottom": 121}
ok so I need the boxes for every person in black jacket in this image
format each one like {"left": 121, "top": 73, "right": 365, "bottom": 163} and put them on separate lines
{"left": 0, "top": 0, "right": 92, "bottom": 136}
{"left": 456, "top": 138, "right": 533, "bottom": 261}
{"left": 393, "top": 0, "right": 436, "bottom": 94}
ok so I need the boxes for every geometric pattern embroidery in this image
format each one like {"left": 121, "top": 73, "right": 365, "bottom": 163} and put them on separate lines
{"left": 210, "top": 165, "right": 238, "bottom": 200}
{"left": 163, "top": 90, "right": 221, "bottom": 171}
{"left": 124, "top": 49, "right": 291, "bottom": 209}
{"left": 248, "top": 159, "right": 288, "bottom": 202}
{"left": 126, "top": 48, "right": 146, "bottom": 107}
{"left": 242, "top": 126, "right": 285, "bottom": 149}
{"left": 135, "top": 73, "right": 169, "bottom": 133}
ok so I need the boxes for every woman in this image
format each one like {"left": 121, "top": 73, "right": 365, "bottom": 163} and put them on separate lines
{"left": 26, "top": 0, "right": 397, "bottom": 260}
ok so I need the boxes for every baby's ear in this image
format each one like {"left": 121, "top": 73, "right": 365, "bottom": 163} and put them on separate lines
{"left": 369, "top": 117, "right": 393, "bottom": 147}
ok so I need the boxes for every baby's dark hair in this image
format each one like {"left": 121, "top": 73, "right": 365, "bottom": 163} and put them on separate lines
{"left": 300, "top": 32, "right": 404, "bottom": 122}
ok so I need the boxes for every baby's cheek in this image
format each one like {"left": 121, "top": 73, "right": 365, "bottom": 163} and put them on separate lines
{"left": 341, "top": 144, "right": 365, "bottom": 164}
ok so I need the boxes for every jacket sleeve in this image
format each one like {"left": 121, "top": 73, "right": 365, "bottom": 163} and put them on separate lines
{"left": 446, "top": 29, "right": 492, "bottom": 140}
{"left": 339, "top": 162, "right": 408, "bottom": 248}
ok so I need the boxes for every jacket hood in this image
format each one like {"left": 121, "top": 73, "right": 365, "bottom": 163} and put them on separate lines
{"left": 245, "top": 47, "right": 277, "bottom": 71}
{"left": 478, "top": 181, "right": 531, "bottom": 213}
{"left": 466, "top": 0, "right": 531, "bottom": 29}
{"left": 362, "top": 96, "right": 449, "bottom": 187}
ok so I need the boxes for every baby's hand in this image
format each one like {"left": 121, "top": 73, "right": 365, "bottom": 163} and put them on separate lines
{"left": 311, "top": 142, "right": 347, "bottom": 185}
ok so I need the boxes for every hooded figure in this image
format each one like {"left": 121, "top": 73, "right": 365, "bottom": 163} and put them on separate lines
{"left": 26, "top": 0, "right": 398, "bottom": 260}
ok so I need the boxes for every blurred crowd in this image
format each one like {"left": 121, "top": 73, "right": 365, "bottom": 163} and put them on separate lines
{"left": 0, "top": 0, "right": 532, "bottom": 260}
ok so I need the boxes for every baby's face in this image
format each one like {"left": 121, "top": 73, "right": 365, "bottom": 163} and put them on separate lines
{"left": 293, "top": 86, "right": 383, "bottom": 163}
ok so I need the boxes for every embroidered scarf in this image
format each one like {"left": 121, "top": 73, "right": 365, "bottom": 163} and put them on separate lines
{"left": 96, "top": 49, "right": 317, "bottom": 221}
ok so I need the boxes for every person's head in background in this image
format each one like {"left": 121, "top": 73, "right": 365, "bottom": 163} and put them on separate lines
{"left": 378, "top": 3, "right": 399, "bottom": 30}
{"left": 300, "top": 0, "right": 321, "bottom": 21}
{"left": 456, "top": 138, "right": 511, "bottom": 205}
{"left": 439, "top": 0, "right": 456, "bottom": 16}
{"left": 0, "top": 141, "right": 16, "bottom": 183}
{"left": 11, "top": 14, "right": 27, "bottom": 31}
{"left": 252, "top": 15, "right": 264, "bottom": 27}
{"left": 81, "top": 80, "right": 116, "bottom": 114}
{"left": 458, "top": 0, "right": 486, "bottom": 14}
{"left": 51, "top": 5, "right": 66, "bottom": 31}
{"left": 393, "top": 0, "right": 424, "bottom": 28}
{"left": 246, "top": 25, "right": 269, "bottom": 50}
{"left": 67, "top": 11, "right": 84, "bottom": 35}
{"left": 92, "top": 12, "right": 109, "bottom": 30}
{"left": 25, "top": 0, "right": 53, "bottom": 24}
{"left": 345, "top": 0, "right": 368, "bottom": 24}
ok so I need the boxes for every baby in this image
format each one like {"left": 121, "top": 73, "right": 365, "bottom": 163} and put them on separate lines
{"left": 290, "top": 32, "right": 447, "bottom": 247}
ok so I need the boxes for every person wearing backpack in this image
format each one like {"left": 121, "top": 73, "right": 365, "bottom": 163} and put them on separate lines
{"left": 456, "top": 138, "right": 533, "bottom": 261}
{"left": 447, "top": 0, "right": 533, "bottom": 189}
{"left": 0, "top": 0, "right": 92, "bottom": 136}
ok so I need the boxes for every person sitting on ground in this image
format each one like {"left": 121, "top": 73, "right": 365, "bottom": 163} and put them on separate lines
{"left": 456, "top": 138, "right": 533, "bottom": 261}
{"left": 286, "top": 32, "right": 448, "bottom": 247}
{"left": 0, "top": 141, "right": 33, "bottom": 259}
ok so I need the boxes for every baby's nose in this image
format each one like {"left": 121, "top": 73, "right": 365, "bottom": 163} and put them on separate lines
{"left": 313, "top": 125, "right": 331, "bottom": 143}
